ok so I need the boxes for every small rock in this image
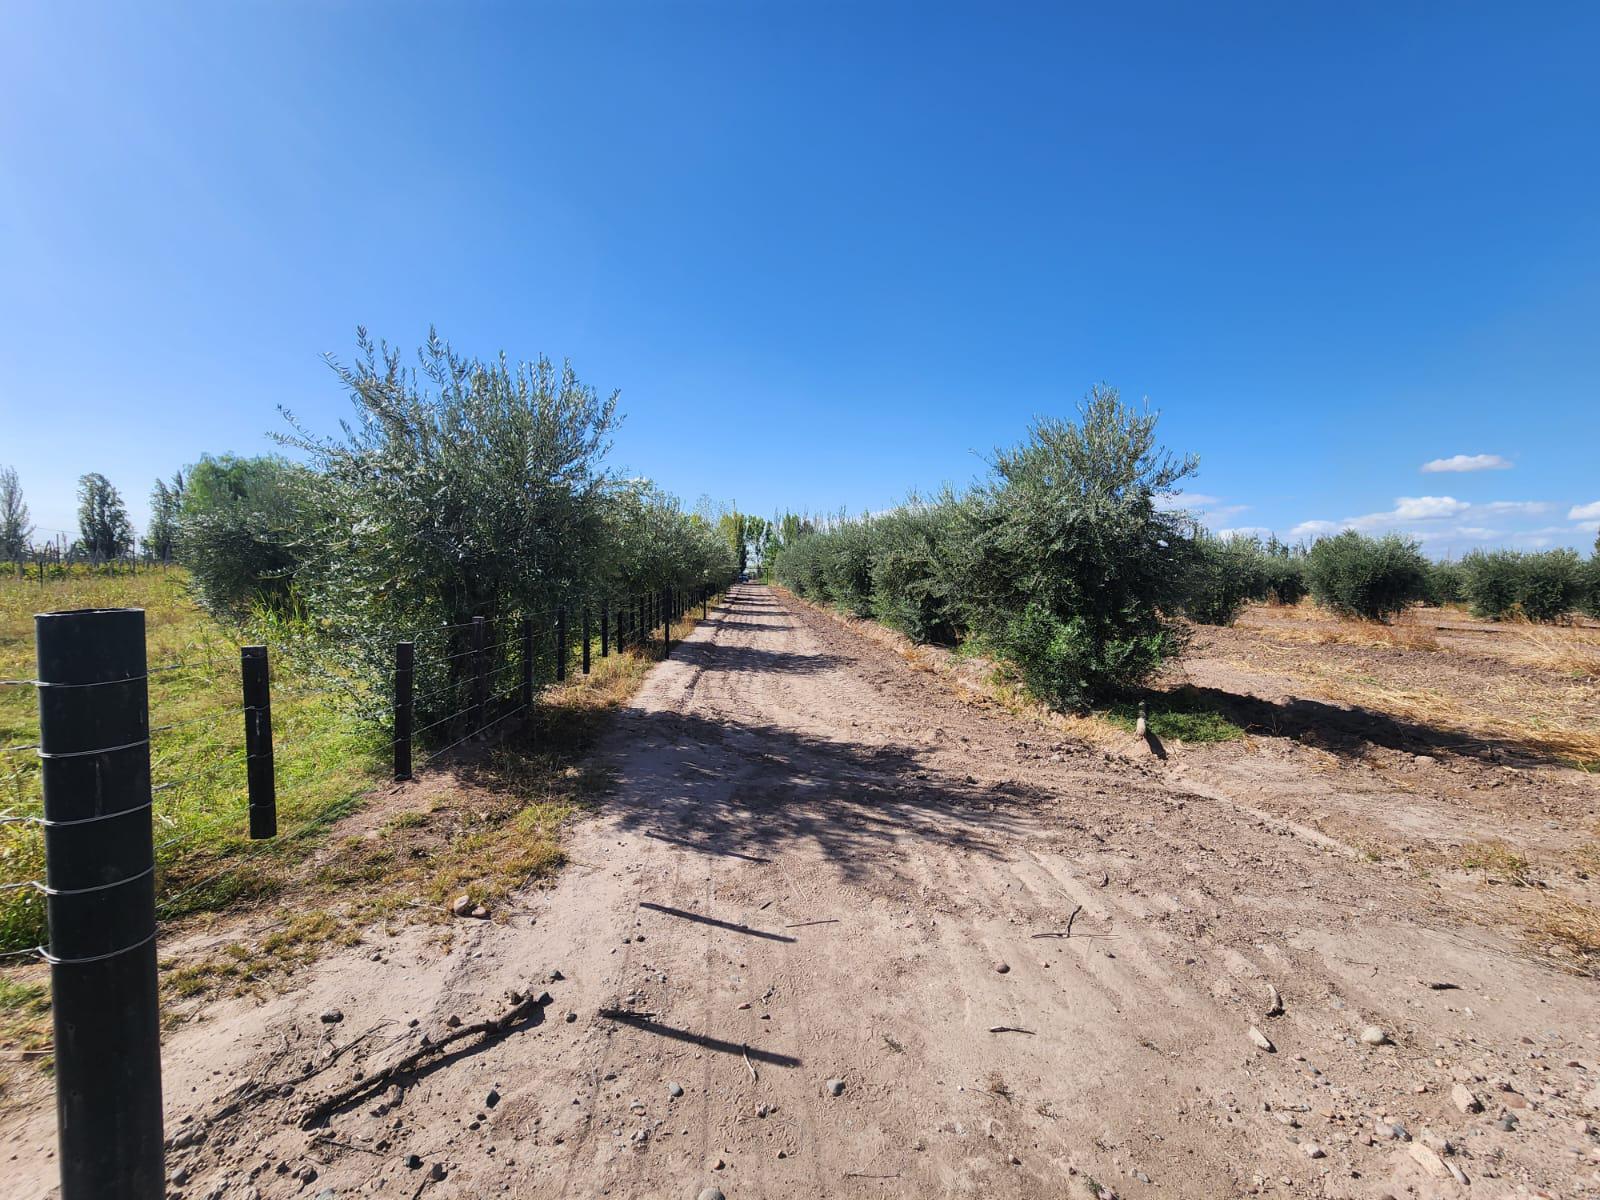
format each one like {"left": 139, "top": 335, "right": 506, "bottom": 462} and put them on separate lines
{"left": 1374, "top": 1121, "right": 1409, "bottom": 1142}
{"left": 1301, "top": 1142, "right": 1326, "bottom": 1159}
{"left": 405, "top": 1155, "right": 422, "bottom": 1169}
{"left": 994, "top": 961, "right": 1010, "bottom": 974}
{"left": 296, "top": 1165, "right": 318, "bottom": 1183}
{"left": 450, "top": 894, "right": 473, "bottom": 917}
{"left": 1413, "top": 754, "right": 1436, "bottom": 765}
{"left": 470, "top": 905, "right": 489, "bottom": 919}
{"left": 429, "top": 1162, "right": 447, "bottom": 1181}
{"left": 445, "top": 1014, "right": 461, "bottom": 1028}
{"left": 698, "top": 1189, "right": 726, "bottom": 1200}
{"left": 1496, "top": 1114, "right": 1517, "bottom": 1131}
{"left": 486, "top": 1089, "right": 500, "bottom": 1107}
{"left": 1419, "top": 1128, "right": 1451, "bottom": 1154}
{"left": 1248, "top": 1027, "right": 1275, "bottom": 1053}
{"left": 1359, "top": 1025, "right": 1389, "bottom": 1046}
{"left": 825, "top": 1078, "right": 846, "bottom": 1096}
{"left": 319, "top": 1008, "right": 343, "bottom": 1024}
{"left": 1408, "top": 1143, "right": 1451, "bottom": 1180}
{"left": 565, "top": 1011, "right": 577, "bottom": 1023}
{"left": 1451, "top": 1083, "right": 1482, "bottom": 1114}
{"left": 669, "top": 1082, "right": 684, "bottom": 1098}
{"left": 1265, "top": 983, "right": 1284, "bottom": 1018}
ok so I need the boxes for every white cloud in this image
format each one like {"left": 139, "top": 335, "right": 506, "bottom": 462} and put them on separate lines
{"left": 1421, "top": 453, "right": 1512, "bottom": 473}
{"left": 1392, "top": 496, "right": 1469, "bottom": 520}
{"left": 1479, "top": 500, "right": 1552, "bottom": 515}
{"left": 1569, "top": 500, "right": 1600, "bottom": 521}
{"left": 1216, "top": 526, "right": 1272, "bottom": 540}
{"left": 1290, "top": 519, "right": 1341, "bottom": 539}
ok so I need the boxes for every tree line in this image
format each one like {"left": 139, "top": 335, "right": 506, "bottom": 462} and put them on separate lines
{"left": 767, "top": 388, "right": 1600, "bottom": 712}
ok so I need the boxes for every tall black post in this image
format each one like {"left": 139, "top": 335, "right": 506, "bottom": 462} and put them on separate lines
{"left": 394, "top": 641, "right": 414, "bottom": 780}
{"left": 582, "top": 604, "right": 591, "bottom": 675}
{"left": 36, "top": 607, "right": 165, "bottom": 1200}
{"left": 241, "top": 645, "right": 276, "bottom": 839}
{"left": 471, "top": 616, "right": 487, "bottom": 731}
{"left": 556, "top": 607, "right": 567, "bottom": 682}
{"left": 520, "top": 617, "right": 534, "bottom": 709}
{"left": 600, "top": 600, "right": 610, "bottom": 658}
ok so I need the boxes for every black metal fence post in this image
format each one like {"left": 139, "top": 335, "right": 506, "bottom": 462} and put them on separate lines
{"left": 394, "top": 640, "right": 414, "bottom": 781}
{"left": 556, "top": 607, "right": 567, "bottom": 682}
{"left": 520, "top": 617, "right": 534, "bottom": 709}
{"left": 241, "top": 645, "right": 277, "bottom": 839}
{"left": 582, "top": 604, "right": 591, "bottom": 675}
{"left": 471, "top": 616, "right": 487, "bottom": 732}
{"left": 600, "top": 600, "right": 609, "bottom": 658}
{"left": 36, "top": 607, "right": 165, "bottom": 1200}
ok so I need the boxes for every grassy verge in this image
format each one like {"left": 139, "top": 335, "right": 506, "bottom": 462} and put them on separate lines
{"left": 1100, "top": 689, "right": 1245, "bottom": 743}
{"left": 1, "top": 569, "right": 383, "bottom": 953}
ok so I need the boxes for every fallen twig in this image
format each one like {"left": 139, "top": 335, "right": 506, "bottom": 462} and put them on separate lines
{"left": 598, "top": 1008, "right": 657, "bottom": 1021}
{"left": 310, "top": 1133, "right": 388, "bottom": 1157}
{"left": 988, "top": 1026, "right": 1035, "bottom": 1035}
{"left": 845, "top": 1172, "right": 901, "bottom": 1179}
{"left": 742, "top": 1043, "right": 758, "bottom": 1082}
{"left": 1030, "top": 904, "right": 1084, "bottom": 940}
{"left": 784, "top": 919, "right": 838, "bottom": 928}
{"left": 299, "top": 993, "right": 551, "bottom": 1128}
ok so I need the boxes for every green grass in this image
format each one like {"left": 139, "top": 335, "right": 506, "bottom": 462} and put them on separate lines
{"left": 1100, "top": 688, "right": 1245, "bottom": 743}
{"left": 0, "top": 568, "right": 384, "bottom": 953}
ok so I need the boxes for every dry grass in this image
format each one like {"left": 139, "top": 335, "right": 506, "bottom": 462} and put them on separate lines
{"left": 164, "top": 910, "right": 361, "bottom": 1000}
{"left": 1246, "top": 602, "right": 1442, "bottom": 652}
{"left": 1298, "top": 662, "right": 1600, "bottom": 769}
{"left": 1512, "top": 626, "right": 1600, "bottom": 680}
{"left": 1529, "top": 896, "right": 1600, "bottom": 975}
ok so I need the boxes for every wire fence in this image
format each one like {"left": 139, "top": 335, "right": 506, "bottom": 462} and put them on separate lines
{"left": 0, "top": 580, "right": 720, "bottom": 965}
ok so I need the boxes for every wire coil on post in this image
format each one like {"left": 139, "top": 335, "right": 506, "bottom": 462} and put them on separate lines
{"left": 36, "top": 605, "right": 166, "bottom": 1200}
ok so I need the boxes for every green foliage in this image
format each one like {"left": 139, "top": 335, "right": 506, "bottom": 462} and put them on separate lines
{"left": 1514, "top": 549, "right": 1583, "bottom": 622}
{"left": 962, "top": 389, "right": 1197, "bottom": 708}
{"left": 178, "top": 454, "right": 313, "bottom": 615}
{"left": 1306, "top": 531, "right": 1428, "bottom": 620}
{"left": 0, "top": 466, "right": 31, "bottom": 559}
{"left": 76, "top": 471, "right": 134, "bottom": 559}
{"left": 1260, "top": 536, "right": 1309, "bottom": 605}
{"left": 773, "top": 387, "right": 1197, "bottom": 710}
{"left": 1583, "top": 533, "right": 1600, "bottom": 620}
{"left": 869, "top": 499, "right": 965, "bottom": 643}
{"left": 1461, "top": 548, "right": 1584, "bottom": 622}
{"left": 1183, "top": 533, "right": 1268, "bottom": 626}
{"left": 1424, "top": 559, "right": 1466, "bottom": 607}
{"left": 145, "top": 470, "right": 185, "bottom": 562}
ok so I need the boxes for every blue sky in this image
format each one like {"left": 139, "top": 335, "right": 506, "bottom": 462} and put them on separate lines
{"left": 2, "top": 1, "right": 1597, "bottom": 556}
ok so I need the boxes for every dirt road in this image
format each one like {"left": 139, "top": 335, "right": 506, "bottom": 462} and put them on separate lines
{"left": 8, "top": 585, "right": 1598, "bottom": 1198}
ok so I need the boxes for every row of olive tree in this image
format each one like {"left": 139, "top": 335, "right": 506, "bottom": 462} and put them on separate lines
{"left": 771, "top": 388, "right": 1205, "bottom": 710}
{"left": 175, "top": 330, "right": 740, "bottom": 702}
{"left": 769, "top": 391, "right": 1600, "bottom": 710}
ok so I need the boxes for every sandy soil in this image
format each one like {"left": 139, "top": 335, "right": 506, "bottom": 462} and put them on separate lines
{"left": 5, "top": 585, "right": 1599, "bottom": 1199}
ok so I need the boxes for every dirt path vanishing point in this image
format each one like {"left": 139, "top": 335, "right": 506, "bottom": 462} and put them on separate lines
{"left": 7, "top": 584, "right": 1598, "bottom": 1199}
